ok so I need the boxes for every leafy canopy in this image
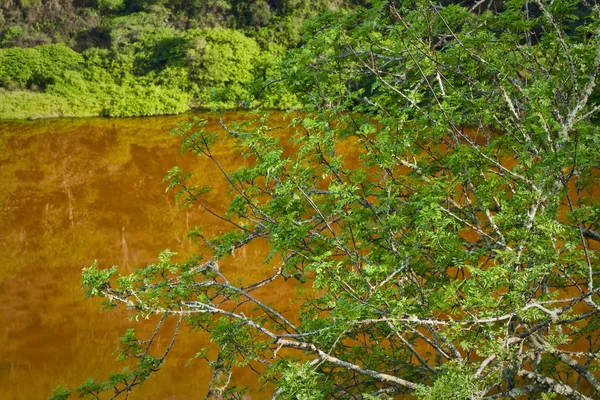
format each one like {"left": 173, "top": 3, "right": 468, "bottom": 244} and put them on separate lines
{"left": 58, "top": 0, "right": 600, "bottom": 399}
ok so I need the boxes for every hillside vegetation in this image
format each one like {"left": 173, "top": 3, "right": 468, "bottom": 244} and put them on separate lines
{"left": 0, "top": 0, "right": 367, "bottom": 119}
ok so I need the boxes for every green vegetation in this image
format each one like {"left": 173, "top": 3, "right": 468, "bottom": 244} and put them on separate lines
{"left": 0, "top": 0, "right": 367, "bottom": 119}
{"left": 50, "top": 0, "right": 600, "bottom": 398}
{"left": 0, "top": 26, "right": 275, "bottom": 118}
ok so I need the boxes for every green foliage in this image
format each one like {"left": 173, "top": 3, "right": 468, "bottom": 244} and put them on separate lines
{"left": 0, "top": 26, "right": 25, "bottom": 46}
{"left": 0, "top": 89, "right": 82, "bottom": 120}
{"left": 185, "top": 27, "right": 261, "bottom": 103}
{"left": 81, "top": 261, "right": 116, "bottom": 297}
{"left": 0, "top": 26, "right": 290, "bottom": 118}
{"left": 48, "top": 386, "right": 71, "bottom": 400}
{"left": 55, "top": 0, "right": 600, "bottom": 399}
{"left": 276, "top": 362, "right": 331, "bottom": 400}
{"left": 98, "top": 0, "right": 125, "bottom": 12}
{"left": 415, "top": 363, "right": 482, "bottom": 400}
{"left": 0, "top": 0, "right": 371, "bottom": 119}
{"left": 116, "top": 328, "right": 142, "bottom": 361}
{"left": 0, "top": 44, "right": 83, "bottom": 89}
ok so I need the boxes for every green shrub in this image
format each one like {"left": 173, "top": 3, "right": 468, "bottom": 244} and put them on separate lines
{"left": 98, "top": 0, "right": 125, "bottom": 12}
{"left": 0, "top": 25, "right": 26, "bottom": 46}
{"left": 107, "top": 11, "right": 173, "bottom": 48}
{"left": 46, "top": 68, "right": 191, "bottom": 118}
{"left": 99, "top": 74, "right": 191, "bottom": 117}
{"left": 0, "top": 7, "right": 301, "bottom": 119}
{"left": 0, "top": 43, "right": 83, "bottom": 89}
{"left": 185, "top": 27, "right": 260, "bottom": 102}
{"left": 0, "top": 89, "right": 92, "bottom": 119}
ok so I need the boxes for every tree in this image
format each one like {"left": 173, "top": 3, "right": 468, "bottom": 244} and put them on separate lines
{"left": 59, "top": 0, "right": 600, "bottom": 398}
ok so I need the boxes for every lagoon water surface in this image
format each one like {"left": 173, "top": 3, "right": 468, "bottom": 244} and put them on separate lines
{"left": 0, "top": 113, "right": 294, "bottom": 399}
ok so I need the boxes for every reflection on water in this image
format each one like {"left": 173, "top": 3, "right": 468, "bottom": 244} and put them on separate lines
{"left": 0, "top": 113, "right": 291, "bottom": 399}
{"left": 3, "top": 115, "right": 600, "bottom": 399}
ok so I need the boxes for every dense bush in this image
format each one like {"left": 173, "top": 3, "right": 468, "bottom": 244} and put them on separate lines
{"left": 0, "top": 0, "right": 368, "bottom": 119}
{"left": 0, "top": 30, "right": 285, "bottom": 119}
{"left": 185, "top": 27, "right": 261, "bottom": 103}
{"left": 0, "top": 43, "right": 83, "bottom": 90}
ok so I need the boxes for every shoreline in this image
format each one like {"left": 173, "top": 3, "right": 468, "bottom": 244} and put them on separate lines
{"left": 0, "top": 104, "right": 294, "bottom": 123}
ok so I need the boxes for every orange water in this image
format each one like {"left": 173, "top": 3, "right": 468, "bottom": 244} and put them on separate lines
{"left": 0, "top": 113, "right": 295, "bottom": 399}
{"left": 2, "top": 115, "right": 598, "bottom": 399}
